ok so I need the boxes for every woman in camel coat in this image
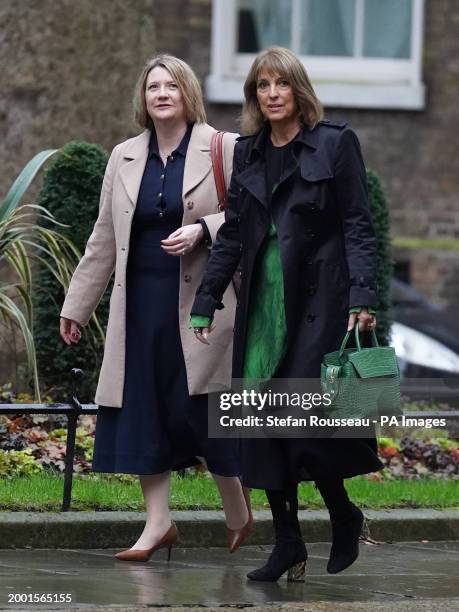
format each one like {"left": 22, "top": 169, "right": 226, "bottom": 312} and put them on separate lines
{"left": 60, "top": 54, "right": 251, "bottom": 562}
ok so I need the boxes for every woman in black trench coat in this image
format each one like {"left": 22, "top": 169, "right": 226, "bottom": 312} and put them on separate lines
{"left": 191, "top": 47, "right": 383, "bottom": 581}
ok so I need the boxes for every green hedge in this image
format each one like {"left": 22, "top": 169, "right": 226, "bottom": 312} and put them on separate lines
{"left": 33, "top": 141, "right": 110, "bottom": 401}
{"left": 367, "top": 169, "right": 393, "bottom": 346}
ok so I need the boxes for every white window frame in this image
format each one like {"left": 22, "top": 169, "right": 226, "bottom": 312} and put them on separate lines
{"left": 207, "top": 0, "right": 426, "bottom": 109}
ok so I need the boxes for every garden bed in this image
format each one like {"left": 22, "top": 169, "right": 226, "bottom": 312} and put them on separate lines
{"left": 1, "top": 384, "right": 458, "bottom": 514}
{"left": 1, "top": 411, "right": 457, "bottom": 481}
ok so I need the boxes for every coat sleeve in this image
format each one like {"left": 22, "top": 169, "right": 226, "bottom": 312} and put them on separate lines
{"left": 199, "top": 132, "right": 238, "bottom": 245}
{"left": 333, "top": 128, "right": 378, "bottom": 309}
{"left": 60, "top": 145, "right": 119, "bottom": 326}
{"left": 191, "top": 142, "right": 244, "bottom": 319}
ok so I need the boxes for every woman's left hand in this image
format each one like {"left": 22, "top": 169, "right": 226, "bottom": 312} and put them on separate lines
{"left": 161, "top": 224, "right": 204, "bottom": 256}
{"left": 347, "top": 307, "right": 377, "bottom": 332}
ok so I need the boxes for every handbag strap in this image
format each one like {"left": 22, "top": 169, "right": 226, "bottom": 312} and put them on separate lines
{"left": 338, "top": 326, "right": 379, "bottom": 358}
{"left": 210, "top": 131, "right": 227, "bottom": 212}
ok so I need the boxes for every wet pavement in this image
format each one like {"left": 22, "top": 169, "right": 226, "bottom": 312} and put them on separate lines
{"left": 0, "top": 541, "right": 458, "bottom": 610}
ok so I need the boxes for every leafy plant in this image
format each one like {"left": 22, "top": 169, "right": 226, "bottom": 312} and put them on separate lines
{"left": 378, "top": 435, "right": 459, "bottom": 478}
{"left": 0, "top": 448, "right": 43, "bottom": 478}
{"left": 0, "top": 150, "right": 81, "bottom": 400}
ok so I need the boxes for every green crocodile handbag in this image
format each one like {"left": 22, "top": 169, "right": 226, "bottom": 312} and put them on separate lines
{"left": 321, "top": 326, "right": 401, "bottom": 420}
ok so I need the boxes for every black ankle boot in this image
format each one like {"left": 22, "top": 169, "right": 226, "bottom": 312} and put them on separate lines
{"left": 327, "top": 504, "right": 364, "bottom": 574}
{"left": 247, "top": 538, "right": 308, "bottom": 582}
{"left": 247, "top": 485, "right": 307, "bottom": 582}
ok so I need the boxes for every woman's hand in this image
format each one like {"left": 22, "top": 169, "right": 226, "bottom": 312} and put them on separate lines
{"left": 193, "top": 324, "right": 215, "bottom": 345}
{"left": 60, "top": 317, "right": 82, "bottom": 345}
{"left": 347, "top": 308, "right": 376, "bottom": 332}
{"left": 161, "top": 224, "right": 203, "bottom": 256}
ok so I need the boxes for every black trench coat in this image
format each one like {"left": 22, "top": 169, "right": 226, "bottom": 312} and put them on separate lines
{"left": 192, "top": 120, "right": 384, "bottom": 489}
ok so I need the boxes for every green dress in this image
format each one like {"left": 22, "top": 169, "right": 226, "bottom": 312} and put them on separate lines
{"left": 242, "top": 222, "right": 287, "bottom": 383}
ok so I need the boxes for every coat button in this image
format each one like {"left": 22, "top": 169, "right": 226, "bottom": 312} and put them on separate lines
{"left": 159, "top": 211, "right": 164, "bottom": 218}
{"left": 239, "top": 244, "right": 243, "bottom": 252}
{"left": 125, "top": 210, "right": 129, "bottom": 214}
{"left": 307, "top": 259, "right": 313, "bottom": 265}
{"left": 307, "top": 313, "right": 316, "bottom": 322}
{"left": 186, "top": 201, "right": 194, "bottom": 210}
{"left": 239, "top": 270, "right": 242, "bottom": 277}
{"left": 117, "top": 283, "right": 122, "bottom": 287}
{"left": 184, "top": 274, "right": 192, "bottom": 283}
{"left": 121, "top": 247, "right": 126, "bottom": 251}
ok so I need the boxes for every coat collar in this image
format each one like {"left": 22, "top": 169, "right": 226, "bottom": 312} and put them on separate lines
{"left": 237, "top": 122, "right": 332, "bottom": 208}
{"left": 118, "top": 123, "right": 215, "bottom": 207}
{"left": 118, "top": 130, "right": 150, "bottom": 207}
{"left": 182, "top": 122, "right": 215, "bottom": 199}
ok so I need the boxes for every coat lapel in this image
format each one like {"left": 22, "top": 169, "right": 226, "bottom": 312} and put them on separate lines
{"left": 237, "top": 159, "right": 268, "bottom": 208}
{"left": 119, "top": 130, "right": 150, "bottom": 207}
{"left": 182, "top": 123, "right": 214, "bottom": 200}
{"left": 237, "top": 124, "right": 333, "bottom": 208}
{"left": 296, "top": 126, "right": 334, "bottom": 181}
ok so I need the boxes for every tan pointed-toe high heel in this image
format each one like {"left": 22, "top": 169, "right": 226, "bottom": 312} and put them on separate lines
{"left": 227, "top": 486, "right": 253, "bottom": 553}
{"left": 115, "top": 521, "right": 178, "bottom": 562}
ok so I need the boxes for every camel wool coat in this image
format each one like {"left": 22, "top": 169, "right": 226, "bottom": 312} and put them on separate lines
{"left": 60, "top": 123, "right": 238, "bottom": 407}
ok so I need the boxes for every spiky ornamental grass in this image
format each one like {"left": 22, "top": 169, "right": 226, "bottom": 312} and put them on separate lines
{"left": 0, "top": 150, "right": 81, "bottom": 400}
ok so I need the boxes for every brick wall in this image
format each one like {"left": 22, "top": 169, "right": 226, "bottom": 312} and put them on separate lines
{"left": 0, "top": 0, "right": 156, "bottom": 196}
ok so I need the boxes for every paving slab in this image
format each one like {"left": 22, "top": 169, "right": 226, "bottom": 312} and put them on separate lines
{"left": 0, "top": 541, "right": 457, "bottom": 610}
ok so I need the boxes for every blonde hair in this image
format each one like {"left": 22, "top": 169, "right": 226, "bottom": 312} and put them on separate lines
{"left": 133, "top": 54, "right": 207, "bottom": 129}
{"left": 241, "top": 46, "right": 324, "bottom": 135}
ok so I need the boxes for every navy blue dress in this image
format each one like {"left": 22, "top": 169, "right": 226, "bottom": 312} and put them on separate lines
{"left": 91, "top": 125, "right": 240, "bottom": 476}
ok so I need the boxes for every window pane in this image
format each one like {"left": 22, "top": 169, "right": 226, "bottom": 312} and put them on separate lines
{"left": 364, "top": 0, "right": 412, "bottom": 58}
{"left": 300, "top": 0, "right": 355, "bottom": 57}
{"left": 237, "top": 0, "right": 292, "bottom": 53}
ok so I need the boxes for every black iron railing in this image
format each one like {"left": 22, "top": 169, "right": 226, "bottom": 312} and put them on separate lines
{"left": 0, "top": 369, "right": 97, "bottom": 511}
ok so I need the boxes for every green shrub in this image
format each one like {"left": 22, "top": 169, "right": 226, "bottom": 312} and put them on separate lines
{"left": 367, "top": 169, "right": 393, "bottom": 346}
{"left": 33, "top": 142, "right": 110, "bottom": 401}
{"left": 0, "top": 448, "right": 43, "bottom": 478}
